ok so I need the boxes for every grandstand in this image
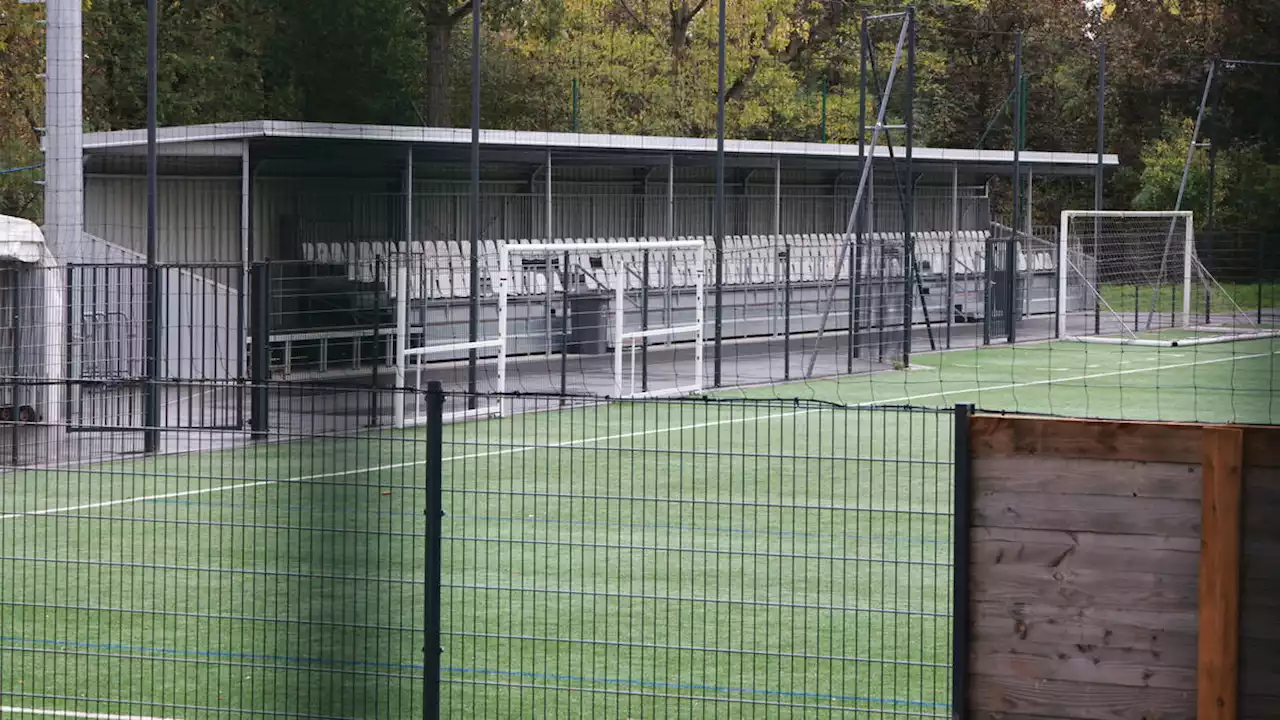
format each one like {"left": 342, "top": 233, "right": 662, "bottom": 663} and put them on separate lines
{"left": 69, "top": 122, "right": 1113, "bottom": 422}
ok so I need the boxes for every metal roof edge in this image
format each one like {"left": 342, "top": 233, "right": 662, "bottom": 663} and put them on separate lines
{"left": 83, "top": 120, "right": 1121, "bottom": 166}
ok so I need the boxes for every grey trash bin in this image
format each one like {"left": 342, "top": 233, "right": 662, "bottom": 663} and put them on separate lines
{"left": 568, "top": 293, "right": 611, "bottom": 355}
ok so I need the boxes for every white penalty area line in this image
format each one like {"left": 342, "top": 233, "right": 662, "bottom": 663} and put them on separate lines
{"left": 2, "top": 348, "right": 1275, "bottom": 522}
{"left": 0, "top": 708, "right": 178, "bottom": 720}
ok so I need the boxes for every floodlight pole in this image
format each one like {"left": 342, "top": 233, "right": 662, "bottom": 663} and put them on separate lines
{"left": 144, "top": 0, "right": 160, "bottom": 453}
{"left": 1007, "top": 30, "right": 1022, "bottom": 345}
{"left": 713, "top": 0, "right": 726, "bottom": 387}
{"left": 467, "top": 0, "right": 482, "bottom": 405}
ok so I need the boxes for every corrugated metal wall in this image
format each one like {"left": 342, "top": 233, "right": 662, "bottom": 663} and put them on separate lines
{"left": 84, "top": 175, "right": 240, "bottom": 264}
{"left": 84, "top": 168, "right": 991, "bottom": 265}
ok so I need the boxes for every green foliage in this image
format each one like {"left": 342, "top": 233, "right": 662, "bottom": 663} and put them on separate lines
{"left": 0, "top": 0, "right": 45, "bottom": 219}
{"left": 0, "top": 0, "right": 1277, "bottom": 231}
{"left": 1134, "top": 116, "right": 1280, "bottom": 231}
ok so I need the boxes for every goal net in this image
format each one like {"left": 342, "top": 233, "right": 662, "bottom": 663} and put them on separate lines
{"left": 499, "top": 239, "right": 706, "bottom": 400}
{"left": 1058, "top": 210, "right": 1275, "bottom": 346}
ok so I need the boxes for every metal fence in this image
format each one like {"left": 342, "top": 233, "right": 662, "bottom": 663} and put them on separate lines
{"left": 0, "top": 381, "right": 960, "bottom": 718}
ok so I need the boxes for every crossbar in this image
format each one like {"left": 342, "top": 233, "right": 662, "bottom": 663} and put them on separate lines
{"left": 504, "top": 240, "right": 704, "bottom": 254}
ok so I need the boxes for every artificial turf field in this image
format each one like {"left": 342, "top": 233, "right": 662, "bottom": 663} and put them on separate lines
{"left": 1, "top": 336, "right": 1276, "bottom": 719}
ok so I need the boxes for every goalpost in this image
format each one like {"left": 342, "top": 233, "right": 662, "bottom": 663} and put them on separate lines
{"left": 499, "top": 239, "right": 706, "bottom": 400}
{"left": 1058, "top": 210, "right": 1277, "bottom": 346}
{"left": 392, "top": 238, "right": 706, "bottom": 427}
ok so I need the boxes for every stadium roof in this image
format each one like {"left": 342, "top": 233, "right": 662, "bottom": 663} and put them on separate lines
{"left": 83, "top": 120, "right": 1118, "bottom": 177}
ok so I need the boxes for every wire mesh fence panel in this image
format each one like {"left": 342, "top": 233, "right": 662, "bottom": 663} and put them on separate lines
{"left": 439, "top": 394, "right": 956, "bottom": 718}
{"left": 0, "top": 381, "right": 432, "bottom": 718}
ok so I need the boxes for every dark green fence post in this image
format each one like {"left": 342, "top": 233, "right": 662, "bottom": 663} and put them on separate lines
{"left": 250, "top": 262, "right": 271, "bottom": 438}
{"left": 952, "top": 402, "right": 974, "bottom": 720}
{"left": 424, "top": 380, "right": 446, "bottom": 719}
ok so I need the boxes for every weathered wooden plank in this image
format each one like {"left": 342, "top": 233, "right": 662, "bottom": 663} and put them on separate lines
{"left": 973, "top": 564, "right": 1198, "bottom": 614}
{"left": 974, "top": 489, "right": 1201, "bottom": 538}
{"left": 971, "top": 675, "right": 1194, "bottom": 719}
{"left": 973, "top": 527, "right": 1199, "bottom": 576}
{"left": 974, "top": 454, "right": 1202, "bottom": 499}
{"left": 971, "top": 414, "right": 1203, "bottom": 464}
{"left": 971, "top": 638, "right": 1197, "bottom": 690}
{"left": 972, "top": 602, "right": 1198, "bottom": 661}
{"left": 1199, "top": 426, "right": 1244, "bottom": 720}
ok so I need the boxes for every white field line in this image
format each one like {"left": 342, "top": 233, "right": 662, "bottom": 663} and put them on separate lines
{"left": 1, "top": 348, "right": 1275, "bottom": 523}
{"left": 0, "top": 708, "right": 178, "bottom": 720}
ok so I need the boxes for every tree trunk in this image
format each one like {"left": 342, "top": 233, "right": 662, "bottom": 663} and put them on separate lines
{"left": 426, "top": 21, "right": 453, "bottom": 126}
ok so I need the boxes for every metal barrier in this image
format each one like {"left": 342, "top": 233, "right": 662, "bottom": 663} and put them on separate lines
{"left": 0, "top": 382, "right": 959, "bottom": 718}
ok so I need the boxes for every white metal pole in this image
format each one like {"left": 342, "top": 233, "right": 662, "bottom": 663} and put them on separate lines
{"left": 774, "top": 155, "right": 782, "bottom": 335}
{"left": 1183, "top": 220, "right": 1194, "bottom": 328}
{"left": 393, "top": 259, "right": 409, "bottom": 427}
{"left": 1025, "top": 164, "right": 1034, "bottom": 318}
{"left": 694, "top": 244, "right": 706, "bottom": 392}
{"left": 496, "top": 246, "right": 510, "bottom": 414}
{"left": 948, "top": 163, "right": 957, "bottom": 348}
{"left": 614, "top": 265, "right": 625, "bottom": 397}
{"left": 666, "top": 154, "right": 674, "bottom": 330}
{"left": 1058, "top": 211, "right": 1070, "bottom": 338}
{"left": 545, "top": 149, "right": 553, "bottom": 354}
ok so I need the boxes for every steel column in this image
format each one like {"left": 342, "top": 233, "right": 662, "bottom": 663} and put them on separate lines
{"left": 467, "top": 0, "right": 482, "bottom": 404}
{"left": 144, "top": 0, "right": 160, "bottom": 452}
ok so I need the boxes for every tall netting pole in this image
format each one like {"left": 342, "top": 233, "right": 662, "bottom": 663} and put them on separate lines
{"left": 902, "top": 7, "right": 917, "bottom": 363}
{"left": 713, "top": 0, "right": 726, "bottom": 387}
{"left": 1094, "top": 40, "right": 1106, "bottom": 336}
{"left": 467, "top": 0, "right": 482, "bottom": 403}
{"left": 1007, "top": 30, "right": 1022, "bottom": 345}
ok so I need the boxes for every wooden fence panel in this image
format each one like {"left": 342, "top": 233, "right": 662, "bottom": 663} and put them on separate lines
{"left": 966, "top": 414, "right": 1280, "bottom": 720}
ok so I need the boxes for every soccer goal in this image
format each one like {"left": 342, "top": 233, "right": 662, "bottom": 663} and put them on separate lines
{"left": 392, "top": 249, "right": 503, "bottom": 428}
{"left": 1058, "top": 210, "right": 1277, "bottom": 346}
{"left": 499, "top": 239, "right": 706, "bottom": 399}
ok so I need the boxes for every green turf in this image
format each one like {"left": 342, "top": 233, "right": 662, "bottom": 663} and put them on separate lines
{"left": 1097, "top": 281, "right": 1280, "bottom": 318}
{"left": 2, "top": 336, "right": 1277, "bottom": 717}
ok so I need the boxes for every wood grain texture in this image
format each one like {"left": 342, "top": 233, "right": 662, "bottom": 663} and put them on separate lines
{"left": 972, "top": 638, "right": 1197, "bottom": 689}
{"left": 1199, "top": 426, "right": 1244, "bottom": 720}
{"left": 974, "top": 490, "right": 1201, "bottom": 537}
{"left": 973, "top": 527, "right": 1199, "bottom": 576}
{"left": 971, "top": 414, "right": 1203, "bottom": 464}
{"left": 973, "top": 563, "right": 1198, "bottom": 614}
{"left": 974, "top": 455, "right": 1202, "bottom": 500}
{"left": 972, "top": 603, "right": 1198, "bottom": 670}
{"left": 971, "top": 675, "right": 1194, "bottom": 719}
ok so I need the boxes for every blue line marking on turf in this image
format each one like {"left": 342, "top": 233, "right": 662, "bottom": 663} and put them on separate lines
{"left": 0, "top": 636, "right": 421, "bottom": 671}
{"left": 442, "top": 666, "right": 950, "bottom": 709}
{"left": 134, "top": 500, "right": 949, "bottom": 544}
{"left": 3, "top": 636, "right": 948, "bottom": 709}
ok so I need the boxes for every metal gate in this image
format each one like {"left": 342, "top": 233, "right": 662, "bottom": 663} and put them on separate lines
{"left": 66, "top": 264, "right": 246, "bottom": 433}
{"left": 66, "top": 264, "right": 147, "bottom": 432}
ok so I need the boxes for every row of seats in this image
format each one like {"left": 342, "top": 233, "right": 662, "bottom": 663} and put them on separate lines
{"left": 297, "top": 232, "right": 1058, "bottom": 301}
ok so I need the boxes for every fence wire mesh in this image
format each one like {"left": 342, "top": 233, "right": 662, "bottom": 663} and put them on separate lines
{"left": 0, "top": 382, "right": 957, "bottom": 719}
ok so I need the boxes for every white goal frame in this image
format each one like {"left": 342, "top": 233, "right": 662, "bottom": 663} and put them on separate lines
{"left": 393, "top": 263, "right": 502, "bottom": 429}
{"left": 1059, "top": 210, "right": 1194, "bottom": 344}
{"left": 499, "top": 239, "right": 706, "bottom": 400}
{"left": 1058, "top": 210, "right": 1277, "bottom": 347}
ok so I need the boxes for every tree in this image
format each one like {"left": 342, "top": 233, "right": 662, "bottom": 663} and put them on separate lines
{"left": 0, "top": 0, "right": 44, "bottom": 219}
